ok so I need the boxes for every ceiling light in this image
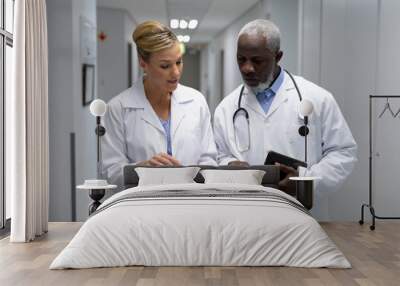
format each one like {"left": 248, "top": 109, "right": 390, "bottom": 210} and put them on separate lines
{"left": 177, "top": 35, "right": 184, "bottom": 42}
{"left": 188, "top": 19, "right": 198, "bottom": 29}
{"left": 170, "top": 19, "right": 179, "bottom": 29}
{"left": 179, "top": 19, "right": 188, "bottom": 29}
{"left": 182, "top": 35, "right": 190, "bottom": 43}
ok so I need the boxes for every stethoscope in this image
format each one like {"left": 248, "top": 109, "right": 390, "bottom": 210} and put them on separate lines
{"left": 233, "top": 69, "right": 309, "bottom": 152}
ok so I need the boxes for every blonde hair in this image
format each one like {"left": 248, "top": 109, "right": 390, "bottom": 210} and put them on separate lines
{"left": 132, "top": 20, "right": 178, "bottom": 61}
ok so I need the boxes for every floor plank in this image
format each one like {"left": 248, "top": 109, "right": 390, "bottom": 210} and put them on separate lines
{"left": 0, "top": 222, "right": 399, "bottom": 286}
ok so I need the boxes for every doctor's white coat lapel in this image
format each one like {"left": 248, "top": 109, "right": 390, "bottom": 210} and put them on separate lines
{"left": 123, "top": 81, "right": 166, "bottom": 156}
{"left": 170, "top": 87, "right": 189, "bottom": 139}
{"left": 133, "top": 83, "right": 165, "bottom": 134}
{"left": 265, "top": 74, "right": 295, "bottom": 119}
{"left": 242, "top": 87, "right": 265, "bottom": 118}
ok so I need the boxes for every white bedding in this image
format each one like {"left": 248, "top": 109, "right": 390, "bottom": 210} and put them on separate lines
{"left": 50, "top": 183, "right": 350, "bottom": 269}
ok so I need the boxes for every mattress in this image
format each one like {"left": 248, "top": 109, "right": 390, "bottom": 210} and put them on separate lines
{"left": 50, "top": 183, "right": 350, "bottom": 269}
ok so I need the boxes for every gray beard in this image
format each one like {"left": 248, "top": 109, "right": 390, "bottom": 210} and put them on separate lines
{"left": 247, "top": 72, "right": 274, "bottom": 95}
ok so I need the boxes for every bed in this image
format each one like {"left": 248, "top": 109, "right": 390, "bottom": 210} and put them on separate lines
{"left": 50, "top": 165, "right": 350, "bottom": 269}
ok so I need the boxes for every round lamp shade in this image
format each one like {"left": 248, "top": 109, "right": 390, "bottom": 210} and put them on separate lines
{"left": 299, "top": 99, "right": 314, "bottom": 117}
{"left": 90, "top": 99, "right": 107, "bottom": 117}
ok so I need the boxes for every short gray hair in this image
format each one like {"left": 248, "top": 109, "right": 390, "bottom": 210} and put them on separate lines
{"left": 238, "top": 19, "right": 281, "bottom": 53}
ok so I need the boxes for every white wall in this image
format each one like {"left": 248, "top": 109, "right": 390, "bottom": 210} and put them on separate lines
{"left": 300, "top": 0, "right": 321, "bottom": 82}
{"left": 301, "top": 0, "right": 400, "bottom": 220}
{"left": 180, "top": 49, "right": 200, "bottom": 90}
{"left": 47, "top": 0, "right": 97, "bottom": 222}
{"left": 200, "top": 46, "right": 209, "bottom": 101}
{"left": 72, "top": 0, "right": 98, "bottom": 222}
{"left": 269, "top": 0, "right": 299, "bottom": 73}
{"left": 372, "top": 0, "right": 400, "bottom": 217}
{"left": 97, "top": 7, "right": 138, "bottom": 103}
{"left": 47, "top": 0, "right": 75, "bottom": 221}
{"left": 124, "top": 14, "right": 139, "bottom": 83}
{"left": 206, "top": 36, "right": 225, "bottom": 114}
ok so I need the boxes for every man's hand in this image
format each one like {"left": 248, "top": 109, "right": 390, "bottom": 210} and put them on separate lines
{"left": 138, "top": 153, "right": 181, "bottom": 167}
{"left": 228, "top": 160, "right": 250, "bottom": 167}
{"left": 276, "top": 162, "right": 299, "bottom": 190}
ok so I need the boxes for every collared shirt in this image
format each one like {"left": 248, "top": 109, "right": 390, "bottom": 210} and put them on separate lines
{"left": 256, "top": 67, "right": 285, "bottom": 114}
{"left": 160, "top": 117, "right": 172, "bottom": 155}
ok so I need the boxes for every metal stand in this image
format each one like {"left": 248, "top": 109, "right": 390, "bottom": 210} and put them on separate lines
{"left": 294, "top": 179, "right": 313, "bottom": 210}
{"left": 359, "top": 95, "right": 400, "bottom": 230}
{"left": 88, "top": 189, "right": 105, "bottom": 215}
{"left": 95, "top": 116, "right": 106, "bottom": 179}
{"left": 89, "top": 117, "right": 106, "bottom": 215}
{"left": 77, "top": 182, "right": 116, "bottom": 215}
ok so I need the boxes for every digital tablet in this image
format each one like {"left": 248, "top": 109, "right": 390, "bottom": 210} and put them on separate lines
{"left": 264, "top": 151, "right": 307, "bottom": 169}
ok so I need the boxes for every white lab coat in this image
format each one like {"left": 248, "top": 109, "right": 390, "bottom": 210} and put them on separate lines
{"left": 101, "top": 79, "right": 217, "bottom": 186}
{"left": 214, "top": 72, "right": 357, "bottom": 197}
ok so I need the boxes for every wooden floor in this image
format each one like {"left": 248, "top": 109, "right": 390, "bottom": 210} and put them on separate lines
{"left": 0, "top": 222, "right": 399, "bottom": 286}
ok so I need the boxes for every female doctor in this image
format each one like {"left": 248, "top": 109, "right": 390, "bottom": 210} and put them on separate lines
{"left": 101, "top": 21, "right": 217, "bottom": 185}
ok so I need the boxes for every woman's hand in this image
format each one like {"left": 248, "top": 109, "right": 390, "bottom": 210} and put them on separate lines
{"left": 137, "top": 153, "right": 181, "bottom": 167}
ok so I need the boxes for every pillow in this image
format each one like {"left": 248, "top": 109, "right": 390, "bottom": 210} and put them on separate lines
{"left": 135, "top": 167, "right": 201, "bottom": 186}
{"left": 200, "top": 169, "right": 266, "bottom": 185}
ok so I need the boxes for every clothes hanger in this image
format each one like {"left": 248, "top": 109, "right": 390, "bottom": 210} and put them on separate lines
{"left": 393, "top": 107, "right": 400, "bottom": 118}
{"left": 378, "top": 98, "right": 395, "bottom": 118}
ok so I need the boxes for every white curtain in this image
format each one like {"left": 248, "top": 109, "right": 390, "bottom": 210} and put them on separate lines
{"left": 9, "top": 0, "right": 49, "bottom": 242}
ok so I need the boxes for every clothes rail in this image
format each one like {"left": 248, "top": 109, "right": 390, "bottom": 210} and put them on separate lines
{"left": 359, "top": 95, "right": 400, "bottom": 230}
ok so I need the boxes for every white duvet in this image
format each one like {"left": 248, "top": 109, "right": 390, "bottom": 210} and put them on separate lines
{"left": 50, "top": 183, "right": 350, "bottom": 269}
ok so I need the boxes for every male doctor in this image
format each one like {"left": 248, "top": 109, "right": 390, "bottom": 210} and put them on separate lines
{"left": 213, "top": 19, "right": 357, "bottom": 197}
